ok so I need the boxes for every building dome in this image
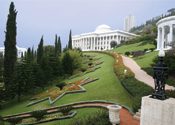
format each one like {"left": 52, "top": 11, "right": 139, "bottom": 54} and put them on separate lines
{"left": 95, "top": 24, "right": 112, "bottom": 33}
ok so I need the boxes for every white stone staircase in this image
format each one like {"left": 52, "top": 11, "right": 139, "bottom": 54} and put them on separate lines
{"left": 133, "top": 109, "right": 141, "bottom": 120}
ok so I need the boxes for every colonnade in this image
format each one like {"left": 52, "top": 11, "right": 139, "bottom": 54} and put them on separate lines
{"left": 73, "top": 34, "right": 128, "bottom": 51}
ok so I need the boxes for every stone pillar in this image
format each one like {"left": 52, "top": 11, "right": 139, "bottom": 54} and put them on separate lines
{"left": 161, "top": 27, "right": 165, "bottom": 49}
{"left": 117, "top": 35, "right": 120, "bottom": 44}
{"left": 169, "top": 25, "right": 173, "bottom": 43}
{"left": 141, "top": 96, "right": 175, "bottom": 125}
{"left": 82, "top": 39, "right": 83, "bottom": 50}
{"left": 157, "top": 28, "right": 160, "bottom": 50}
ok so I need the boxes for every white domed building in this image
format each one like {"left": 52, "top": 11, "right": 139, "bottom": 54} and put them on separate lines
{"left": 72, "top": 24, "right": 138, "bottom": 51}
{"left": 0, "top": 46, "right": 27, "bottom": 58}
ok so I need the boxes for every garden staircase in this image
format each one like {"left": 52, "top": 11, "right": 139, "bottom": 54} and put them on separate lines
{"left": 133, "top": 109, "right": 141, "bottom": 120}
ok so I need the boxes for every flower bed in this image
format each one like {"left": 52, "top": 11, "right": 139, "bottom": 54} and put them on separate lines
{"left": 27, "top": 77, "right": 99, "bottom": 106}
{"left": 18, "top": 111, "right": 77, "bottom": 125}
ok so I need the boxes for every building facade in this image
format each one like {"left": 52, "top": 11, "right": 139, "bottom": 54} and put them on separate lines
{"left": 157, "top": 16, "right": 175, "bottom": 50}
{"left": 72, "top": 24, "right": 137, "bottom": 51}
{"left": 124, "top": 15, "right": 135, "bottom": 32}
{"left": 0, "top": 46, "right": 27, "bottom": 58}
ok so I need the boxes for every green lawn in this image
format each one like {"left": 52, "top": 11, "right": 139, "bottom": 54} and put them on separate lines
{"left": 0, "top": 52, "right": 133, "bottom": 125}
{"left": 113, "top": 42, "right": 157, "bottom": 76}
{"left": 134, "top": 51, "right": 158, "bottom": 68}
{"left": 113, "top": 42, "right": 155, "bottom": 54}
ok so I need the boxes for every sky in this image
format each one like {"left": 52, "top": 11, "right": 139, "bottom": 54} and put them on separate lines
{"left": 0, "top": 0, "right": 175, "bottom": 48}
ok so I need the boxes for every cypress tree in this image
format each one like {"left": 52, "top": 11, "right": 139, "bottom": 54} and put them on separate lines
{"left": 58, "top": 36, "right": 62, "bottom": 53}
{"left": 0, "top": 53, "right": 3, "bottom": 83}
{"left": 31, "top": 46, "right": 35, "bottom": 61}
{"left": 54, "top": 34, "right": 59, "bottom": 56}
{"left": 4, "top": 2, "right": 17, "bottom": 93}
{"left": 68, "top": 30, "right": 72, "bottom": 49}
{"left": 37, "top": 36, "right": 44, "bottom": 65}
{"left": 62, "top": 52, "right": 73, "bottom": 75}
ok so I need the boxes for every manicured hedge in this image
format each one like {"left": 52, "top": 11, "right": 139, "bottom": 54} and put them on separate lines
{"left": 70, "top": 110, "right": 111, "bottom": 125}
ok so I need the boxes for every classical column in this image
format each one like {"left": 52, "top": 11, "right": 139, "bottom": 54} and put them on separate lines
{"left": 161, "top": 27, "right": 165, "bottom": 49}
{"left": 157, "top": 28, "right": 160, "bottom": 50}
{"left": 90, "top": 37, "right": 92, "bottom": 50}
{"left": 83, "top": 38, "right": 86, "bottom": 50}
{"left": 93, "top": 37, "right": 95, "bottom": 50}
{"left": 169, "top": 25, "right": 173, "bottom": 44}
{"left": 118, "top": 35, "right": 120, "bottom": 44}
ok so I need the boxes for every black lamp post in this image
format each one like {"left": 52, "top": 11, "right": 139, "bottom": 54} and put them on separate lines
{"left": 151, "top": 50, "right": 168, "bottom": 100}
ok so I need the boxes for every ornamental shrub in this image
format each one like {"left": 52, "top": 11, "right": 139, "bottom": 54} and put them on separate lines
{"left": 6, "top": 117, "right": 22, "bottom": 124}
{"left": 31, "top": 110, "right": 47, "bottom": 121}
{"left": 56, "top": 82, "right": 66, "bottom": 90}
{"left": 59, "top": 106, "right": 73, "bottom": 115}
{"left": 125, "top": 51, "right": 130, "bottom": 56}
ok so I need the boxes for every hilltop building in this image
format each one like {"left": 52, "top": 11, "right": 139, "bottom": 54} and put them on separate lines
{"left": 0, "top": 46, "right": 27, "bottom": 58}
{"left": 72, "top": 24, "right": 137, "bottom": 51}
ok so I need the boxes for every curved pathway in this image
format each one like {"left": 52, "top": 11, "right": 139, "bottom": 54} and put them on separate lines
{"left": 121, "top": 55, "right": 175, "bottom": 90}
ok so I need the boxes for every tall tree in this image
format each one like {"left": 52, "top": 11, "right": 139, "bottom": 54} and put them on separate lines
{"left": 68, "top": 30, "right": 72, "bottom": 49}
{"left": 54, "top": 34, "right": 59, "bottom": 56}
{"left": 58, "top": 36, "right": 62, "bottom": 54}
{"left": 4, "top": 2, "right": 17, "bottom": 94}
{"left": 62, "top": 52, "right": 73, "bottom": 75}
{"left": 37, "top": 36, "right": 44, "bottom": 65}
{"left": 0, "top": 53, "right": 3, "bottom": 83}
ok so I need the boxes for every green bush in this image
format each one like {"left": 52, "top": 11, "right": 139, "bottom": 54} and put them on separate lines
{"left": 59, "top": 106, "right": 73, "bottom": 116}
{"left": 70, "top": 110, "right": 111, "bottom": 125}
{"left": 149, "top": 48, "right": 155, "bottom": 51}
{"left": 144, "top": 48, "right": 148, "bottom": 52}
{"left": 56, "top": 82, "right": 66, "bottom": 90}
{"left": 80, "top": 67, "right": 87, "bottom": 72}
{"left": 125, "top": 51, "right": 131, "bottom": 56}
{"left": 121, "top": 77, "right": 153, "bottom": 97}
{"left": 166, "top": 90, "right": 175, "bottom": 98}
{"left": 6, "top": 117, "right": 22, "bottom": 124}
{"left": 31, "top": 110, "right": 47, "bottom": 121}
{"left": 132, "top": 96, "right": 142, "bottom": 113}
{"left": 88, "top": 62, "right": 93, "bottom": 66}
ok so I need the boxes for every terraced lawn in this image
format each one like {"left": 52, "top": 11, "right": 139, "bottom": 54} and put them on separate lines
{"left": 134, "top": 51, "right": 158, "bottom": 70}
{"left": 113, "top": 42, "right": 157, "bottom": 75}
{"left": 0, "top": 52, "right": 133, "bottom": 125}
{"left": 113, "top": 42, "right": 155, "bottom": 54}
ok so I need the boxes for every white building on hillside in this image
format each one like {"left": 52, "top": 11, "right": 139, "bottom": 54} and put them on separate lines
{"left": 157, "top": 16, "right": 175, "bottom": 50}
{"left": 72, "top": 24, "right": 137, "bottom": 51}
{"left": 124, "top": 15, "right": 135, "bottom": 32}
{"left": 0, "top": 46, "right": 27, "bottom": 58}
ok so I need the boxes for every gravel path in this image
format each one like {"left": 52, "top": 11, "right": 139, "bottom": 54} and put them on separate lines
{"left": 121, "top": 55, "right": 175, "bottom": 90}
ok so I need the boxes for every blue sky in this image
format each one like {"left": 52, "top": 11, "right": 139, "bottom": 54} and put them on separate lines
{"left": 0, "top": 0, "right": 175, "bottom": 48}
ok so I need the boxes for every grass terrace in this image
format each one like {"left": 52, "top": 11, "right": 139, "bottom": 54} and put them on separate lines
{"left": 0, "top": 52, "right": 133, "bottom": 125}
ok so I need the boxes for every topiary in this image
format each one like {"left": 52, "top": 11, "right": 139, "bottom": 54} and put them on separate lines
{"left": 56, "top": 82, "right": 66, "bottom": 90}
{"left": 31, "top": 110, "right": 47, "bottom": 121}
{"left": 59, "top": 106, "right": 73, "bottom": 116}
{"left": 125, "top": 51, "right": 130, "bottom": 56}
